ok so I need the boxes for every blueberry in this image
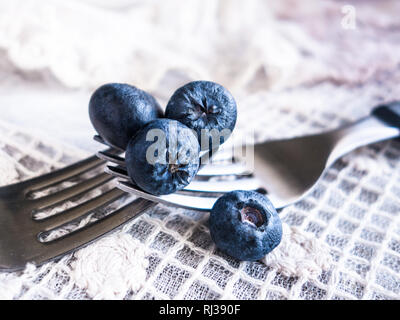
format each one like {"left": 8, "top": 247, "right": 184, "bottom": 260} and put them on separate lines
{"left": 125, "top": 119, "right": 200, "bottom": 195}
{"left": 89, "top": 83, "right": 163, "bottom": 150}
{"left": 165, "top": 81, "right": 237, "bottom": 151}
{"left": 209, "top": 190, "right": 282, "bottom": 261}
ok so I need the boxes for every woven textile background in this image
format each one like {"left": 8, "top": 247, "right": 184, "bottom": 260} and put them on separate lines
{"left": 0, "top": 0, "right": 400, "bottom": 300}
{"left": 0, "top": 101, "right": 399, "bottom": 299}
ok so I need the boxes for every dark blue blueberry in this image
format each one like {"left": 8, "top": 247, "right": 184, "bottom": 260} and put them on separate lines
{"left": 209, "top": 190, "right": 282, "bottom": 261}
{"left": 165, "top": 81, "right": 237, "bottom": 151}
{"left": 125, "top": 119, "right": 200, "bottom": 195}
{"left": 89, "top": 83, "right": 163, "bottom": 150}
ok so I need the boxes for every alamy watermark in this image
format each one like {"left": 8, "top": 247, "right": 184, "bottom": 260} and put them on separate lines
{"left": 341, "top": 4, "right": 357, "bottom": 30}
{"left": 144, "top": 121, "right": 255, "bottom": 174}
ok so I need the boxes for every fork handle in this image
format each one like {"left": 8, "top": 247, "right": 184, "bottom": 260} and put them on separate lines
{"left": 372, "top": 101, "right": 400, "bottom": 129}
{"left": 326, "top": 102, "right": 400, "bottom": 167}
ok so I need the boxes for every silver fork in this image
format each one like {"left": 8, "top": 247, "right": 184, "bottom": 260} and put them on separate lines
{"left": 0, "top": 136, "right": 241, "bottom": 272}
{"left": 0, "top": 148, "right": 155, "bottom": 272}
{"left": 1, "top": 102, "right": 398, "bottom": 271}
{"left": 98, "top": 101, "right": 400, "bottom": 210}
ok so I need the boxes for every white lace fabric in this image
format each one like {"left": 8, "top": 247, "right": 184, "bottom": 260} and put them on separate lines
{"left": 0, "top": 0, "right": 400, "bottom": 300}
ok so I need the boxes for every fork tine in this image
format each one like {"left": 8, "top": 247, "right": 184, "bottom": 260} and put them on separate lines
{"left": 119, "top": 180, "right": 285, "bottom": 210}
{"left": 197, "top": 163, "right": 252, "bottom": 176}
{"left": 33, "top": 172, "right": 114, "bottom": 209}
{"left": 93, "top": 135, "right": 125, "bottom": 152}
{"left": 97, "top": 149, "right": 252, "bottom": 176}
{"left": 36, "top": 188, "right": 126, "bottom": 232}
{"left": 33, "top": 198, "right": 155, "bottom": 266}
{"left": 95, "top": 138, "right": 235, "bottom": 164}
{"left": 118, "top": 180, "right": 218, "bottom": 211}
{"left": 105, "top": 165, "right": 257, "bottom": 193}
{"left": 184, "top": 178, "right": 261, "bottom": 193}
{"left": 25, "top": 155, "right": 105, "bottom": 192}
{"left": 97, "top": 151, "right": 126, "bottom": 166}
{"left": 105, "top": 165, "right": 129, "bottom": 179}
{"left": 104, "top": 161, "right": 252, "bottom": 183}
